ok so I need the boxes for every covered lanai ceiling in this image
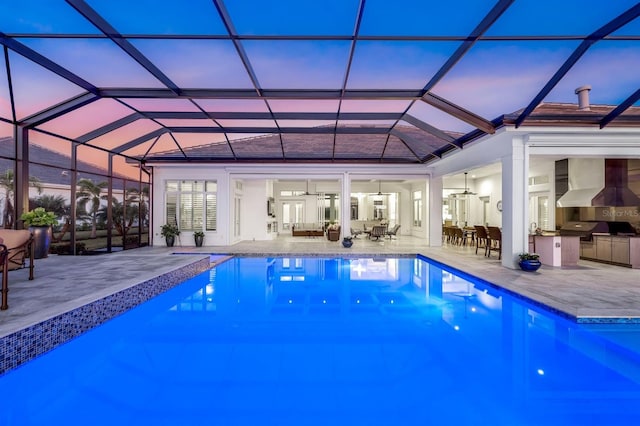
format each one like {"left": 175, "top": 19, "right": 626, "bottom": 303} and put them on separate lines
{"left": 1, "top": 0, "right": 640, "bottom": 164}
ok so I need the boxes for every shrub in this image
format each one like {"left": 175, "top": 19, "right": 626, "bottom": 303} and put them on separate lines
{"left": 518, "top": 253, "right": 540, "bottom": 261}
{"left": 20, "top": 207, "right": 57, "bottom": 227}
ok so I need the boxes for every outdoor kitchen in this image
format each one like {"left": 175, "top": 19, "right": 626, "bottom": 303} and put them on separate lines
{"left": 553, "top": 158, "right": 640, "bottom": 268}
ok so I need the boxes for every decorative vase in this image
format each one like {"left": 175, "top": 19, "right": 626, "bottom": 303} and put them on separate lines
{"left": 519, "top": 259, "right": 541, "bottom": 272}
{"left": 342, "top": 239, "right": 353, "bottom": 248}
{"left": 29, "top": 225, "right": 52, "bottom": 259}
{"left": 195, "top": 235, "right": 204, "bottom": 247}
{"left": 165, "top": 236, "right": 175, "bottom": 247}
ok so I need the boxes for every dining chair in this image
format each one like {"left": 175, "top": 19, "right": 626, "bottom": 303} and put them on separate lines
{"left": 474, "top": 225, "right": 489, "bottom": 255}
{"left": 453, "top": 227, "right": 464, "bottom": 245}
{"left": 486, "top": 226, "right": 502, "bottom": 259}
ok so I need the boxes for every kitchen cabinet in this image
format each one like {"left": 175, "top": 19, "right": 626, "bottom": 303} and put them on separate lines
{"left": 533, "top": 236, "right": 579, "bottom": 266}
{"left": 585, "top": 235, "right": 640, "bottom": 268}
{"left": 611, "top": 236, "right": 630, "bottom": 265}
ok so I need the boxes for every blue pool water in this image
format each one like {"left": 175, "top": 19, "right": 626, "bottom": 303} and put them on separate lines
{"left": 2, "top": 256, "right": 640, "bottom": 425}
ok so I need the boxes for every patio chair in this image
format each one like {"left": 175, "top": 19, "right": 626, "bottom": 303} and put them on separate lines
{"left": 369, "top": 225, "right": 387, "bottom": 240}
{"left": 0, "top": 243, "right": 8, "bottom": 310}
{"left": 486, "top": 226, "right": 502, "bottom": 259}
{"left": 386, "top": 224, "right": 401, "bottom": 239}
{"left": 327, "top": 225, "right": 341, "bottom": 241}
{"left": 0, "top": 230, "right": 35, "bottom": 310}
{"left": 350, "top": 227, "right": 364, "bottom": 238}
{"left": 0, "top": 230, "right": 35, "bottom": 275}
{"left": 474, "top": 225, "right": 489, "bottom": 255}
{"left": 453, "top": 227, "right": 464, "bottom": 245}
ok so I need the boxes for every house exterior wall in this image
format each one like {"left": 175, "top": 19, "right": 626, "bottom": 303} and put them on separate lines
{"left": 150, "top": 164, "right": 428, "bottom": 246}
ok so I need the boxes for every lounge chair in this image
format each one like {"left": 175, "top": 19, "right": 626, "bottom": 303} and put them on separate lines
{"left": 369, "top": 225, "right": 387, "bottom": 240}
{"left": 350, "top": 227, "right": 364, "bottom": 238}
{"left": 386, "top": 224, "right": 401, "bottom": 239}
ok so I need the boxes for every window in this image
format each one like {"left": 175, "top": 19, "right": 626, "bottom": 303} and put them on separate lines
{"left": 280, "top": 190, "right": 306, "bottom": 197}
{"left": 165, "top": 180, "right": 217, "bottom": 231}
{"left": 529, "top": 175, "right": 549, "bottom": 185}
{"left": 413, "top": 190, "right": 422, "bottom": 227}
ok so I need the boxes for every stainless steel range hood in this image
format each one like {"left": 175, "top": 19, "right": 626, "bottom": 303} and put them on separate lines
{"left": 591, "top": 159, "right": 640, "bottom": 207}
{"left": 556, "top": 159, "right": 603, "bottom": 208}
{"left": 556, "top": 158, "right": 640, "bottom": 208}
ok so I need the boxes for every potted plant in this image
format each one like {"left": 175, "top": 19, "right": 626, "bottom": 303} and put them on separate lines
{"left": 20, "top": 207, "right": 57, "bottom": 259}
{"left": 194, "top": 231, "right": 204, "bottom": 247}
{"left": 160, "top": 223, "right": 180, "bottom": 247}
{"left": 518, "top": 252, "right": 541, "bottom": 272}
{"left": 342, "top": 235, "right": 353, "bottom": 248}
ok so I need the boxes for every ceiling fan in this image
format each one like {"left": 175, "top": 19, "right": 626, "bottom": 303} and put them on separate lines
{"left": 369, "top": 180, "right": 392, "bottom": 196}
{"left": 304, "top": 180, "right": 321, "bottom": 196}
{"left": 451, "top": 172, "right": 477, "bottom": 197}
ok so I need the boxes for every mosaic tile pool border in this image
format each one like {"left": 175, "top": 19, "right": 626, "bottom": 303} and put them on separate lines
{"left": 0, "top": 257, "right": 210, "bottom": 376}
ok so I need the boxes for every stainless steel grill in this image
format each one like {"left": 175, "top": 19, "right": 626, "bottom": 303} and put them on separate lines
{"left": 559, "top": 221, "right": 636, "bottom": 241}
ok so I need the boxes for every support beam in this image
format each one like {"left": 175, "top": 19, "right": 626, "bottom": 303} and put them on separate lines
{"left": 600, "top": 88, "right": 640, "bottom": 128}
{"left": 144, "top": 111, "right": 404, "bottom": 120}
{"left": 402, "top": 114, "right": 460, "bottom": 148}
{"left": 99, "top": 88, "right": 424, "bottom": 99}
{"left": 15, "top": 126, "right": 29, "bottom": 228}
{"left": 421, "top": 93, "right": 495, "bottom": 134}
{"left": 22, "top": 92, "right": 99, "bottom": 128}
{"left": 165, "top": 126, "right": 391, "bottom": 134}
{"left": 515, "top": 3, "right": 640, "bottom": 127}
{"left": 66, "top": 0, "right": 181, "bottom": 95}
{"left": 422, "top": 0, "right": 514, "bottom": 92}
{"left": 112, "top": 128, "right": 168, "bottom": 154}
{"left": 0, "top": 32, "right": 98, "bottom": 94}
{"left": 76, "top": 113, "right": 143, "bottom": 143}
{"left": 389, "top": 129, "right": 427, "bottom": 162}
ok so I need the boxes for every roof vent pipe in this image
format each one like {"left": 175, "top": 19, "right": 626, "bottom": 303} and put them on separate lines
{"left": 575, "top": 85, "right": 591, "bottom": 111}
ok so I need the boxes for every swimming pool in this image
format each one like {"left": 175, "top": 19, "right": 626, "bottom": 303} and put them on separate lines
{"left": 1, "top": 255, "right": 640, "bottom": 425}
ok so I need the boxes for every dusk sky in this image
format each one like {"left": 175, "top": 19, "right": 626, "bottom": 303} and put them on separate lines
{"left": 0, "top": 0, "right": 639, "bottom": 161}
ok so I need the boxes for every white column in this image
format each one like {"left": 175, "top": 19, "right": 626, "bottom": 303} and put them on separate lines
{"left": 501, "top": 136, "right": 529, "bottom": 268}
{"left": 341, "top": 173, "right": 351, "bottom": 237}
{"left": 428, "top": 174, "right": 443, "bottom": 247}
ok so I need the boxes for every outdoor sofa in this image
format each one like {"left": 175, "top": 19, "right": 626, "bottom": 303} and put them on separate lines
{"left": 291, "top": 223, "right": 324, "bottom": 237}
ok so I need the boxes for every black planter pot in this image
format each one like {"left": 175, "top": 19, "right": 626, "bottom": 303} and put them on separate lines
{"left": 29, "top": 225, "right": 52, "bottom": 259}
{"left": 342, "top": 239, "right": 353, "bottom": 248}
{"left": 165, "top": 236, "right": 175, "bottom": 247}
{"left": 519, "top": 259, "right": 541, "bottom": 272}
{"left": 195, "top": 235, "right": 204, "bottom": 247}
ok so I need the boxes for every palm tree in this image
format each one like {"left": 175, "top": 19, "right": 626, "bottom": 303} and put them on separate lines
{"left": 30, "top": 194, "right": 69, "bottom": 218}
{"left": 76, "top": 178, "right": 108, "bottom": 238}
{"left": 0, "top": 169, "right": 43, "bottom": 228}
{"left": 97, "top": 187, "right": 143, "bottom": 237}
